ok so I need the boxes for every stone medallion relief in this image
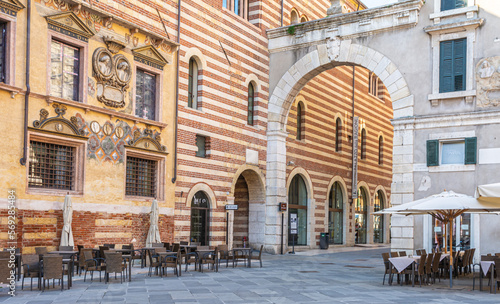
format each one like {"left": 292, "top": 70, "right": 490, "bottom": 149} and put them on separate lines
{"left": 92, "top": 47, "right": 131, "bottom": 108}
{"left": 476, "top": 56, "right": 500, "bottom": 107}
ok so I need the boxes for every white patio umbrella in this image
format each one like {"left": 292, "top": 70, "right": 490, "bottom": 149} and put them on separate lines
{"left": 146, "top": 199, "right": 161, "bottom": 247}
{"left": 477, "top": 182, "right": 500, "bottom": 203}
{"left": 60, "top": 194, "right": 74, "bottom": 247}
{"left": 375, "top": 190, "right": 500, "bottom": 288}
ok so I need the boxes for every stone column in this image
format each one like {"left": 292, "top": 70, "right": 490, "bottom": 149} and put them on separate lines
{"left": 226, "top": 196, "right": 235, "bottom": 250}
{"left": 390, "top": 123, "right": 415, "bottom": 252}
{"left": 265, "top": 129, "right": 288, "bottom": 254}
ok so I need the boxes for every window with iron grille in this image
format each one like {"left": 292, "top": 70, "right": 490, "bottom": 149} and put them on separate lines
{"left": 50, "top": 40, "right": 80, "bottom": 101}
{"left": 126, "top": 156, "right": 157, "bottom": 198}
{"left": 28, "top": 141, "right": 75, "bottom": 190}
{"left": 0, "top": 22, "right": 7, "bottom": 83}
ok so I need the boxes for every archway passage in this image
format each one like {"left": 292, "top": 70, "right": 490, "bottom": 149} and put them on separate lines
{"left": 190, "top": 191, "right": 210, "bottom": 245}
{"left": 233, "top": 175, "right": 249, "bottom": 247}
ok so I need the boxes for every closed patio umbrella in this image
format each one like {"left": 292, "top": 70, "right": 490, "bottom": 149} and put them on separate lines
{"left": 146, "top": 199, "right": 161, "bottom": 247}
{"left": 376, "top": 190, "right": 500, "bottom": 288}
{"left": 60, "top": 194, "right": 74, "bottom": 247}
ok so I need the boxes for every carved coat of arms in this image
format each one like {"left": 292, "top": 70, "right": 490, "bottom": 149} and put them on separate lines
{"left": 92, "top": 47, "right": 131, "bottom": 108}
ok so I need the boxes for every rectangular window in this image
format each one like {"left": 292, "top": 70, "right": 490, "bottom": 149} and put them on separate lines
{"left": 223, "top": 0, "right": 248, "bottom": 19}
{"left": 222, "top": 0, "right": 228, "bottom": 8}
{"left": 126, "top": 156, "right": 157, "bottom": 198}
{"left": 50, "top": 40, "right": 80, "bottom": 101}
{"left": 196, "top": 135, "right": 206, "bottom": 158}
{"left": 0, "top": 22, "right": 7, "bottom": 83}
{"left": 441, "top": 0, "right": 467, "bottom": 11}
{"left": 136, "top": 69, "right": 156, "bottom": 120}
{"left": 28, "top": 141, "right": 75, "bottom": 190}
{"left": 441, "top": 141, "right": 465, "bottom": 165}
{"left": 439, "top": 38, "right": 466, "bottom": 93}
{"left": 426, "top": 137, "right": 476, "bottom": 166}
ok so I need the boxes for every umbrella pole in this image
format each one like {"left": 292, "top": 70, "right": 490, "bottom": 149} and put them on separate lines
{"left": 444, "top": 223, "right": 447, "bottom": 253}
{"left": 449, "top": 221, "right": 453, "bottom": 288}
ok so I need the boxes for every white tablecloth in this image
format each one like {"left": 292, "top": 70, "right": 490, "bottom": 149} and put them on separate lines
{"left": 480, "top": 261, "right": 495, "bottom": 276}
{"left": 389, "top": 257, "right": 416, "bottom": 273}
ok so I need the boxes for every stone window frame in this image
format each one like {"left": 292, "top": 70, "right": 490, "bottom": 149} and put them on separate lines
{"left": 0, "top": 12, "right": 17, "bottom": 88}
{"left": 132, "top": 61, "right": 163, "bottom": 122}
{"left": 430, "top": 0, "right": 478, "bottom": 22}
{"left": 428, "top": 130, "right": 476, "bottom": 173}
{"left": 195, "top": 134, "right": 211, "bottom": 158}
{"left": 124, "top": 148, "right": 166, "bottom": 202}
{"left": 46, "top": 29, "right": 89, "bottom": 104}
{"left": 427, "top": 28, "right": 477, "bottom": 106}
{"left": 222, "top": 0, "right": 249, "bottom": 20}
{"left": 26, "top": 131, "right": 86, "bottom": 197}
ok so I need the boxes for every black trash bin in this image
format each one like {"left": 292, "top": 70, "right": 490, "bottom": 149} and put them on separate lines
{"left": 320, "top": 232, "right": 329, "bottom": 249}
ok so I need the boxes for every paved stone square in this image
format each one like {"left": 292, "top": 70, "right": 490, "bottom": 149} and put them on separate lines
{"left": 1, "top": 247, "right": 499, "bottom": 303}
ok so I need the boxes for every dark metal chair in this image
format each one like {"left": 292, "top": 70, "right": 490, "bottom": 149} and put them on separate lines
{"left": 22, "top": 255, "right": 41, "bottom": 290}
{"left": 83, "top": 249, "right": 105, "bottom": 282}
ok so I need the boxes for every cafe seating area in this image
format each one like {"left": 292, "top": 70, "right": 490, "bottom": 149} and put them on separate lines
{"left": 0, "top": 243, "right": 265, "bottom": 292}
{"left": 382, "top": 247, "right": 500, "bottom": 293}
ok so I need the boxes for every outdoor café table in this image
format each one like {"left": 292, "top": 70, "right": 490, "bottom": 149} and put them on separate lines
{"left": 388, "top": 256, "right": 419, "bottom": 287}
{"left": 232, "top": 248, "right": 252, "bottom": 268}
{"left": 47, "top": 251, "right": 78, "bottom": 288}
{"left": 479, "top": 260, "right": 495, "bottom": 293}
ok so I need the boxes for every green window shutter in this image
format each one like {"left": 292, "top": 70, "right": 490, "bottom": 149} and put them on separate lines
{"left": 453, "top": 38, "right": 466, "bottom": 91}
{"left": 464, "top": 137, "right": 477, "bottom": 165}
{"left": 440, "top": 39, "right": 466, "bottom": 93}
{"left": 427, "top": 140, "right": 439, "bottom": 167}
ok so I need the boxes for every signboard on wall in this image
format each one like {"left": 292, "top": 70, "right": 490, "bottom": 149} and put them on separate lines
{"left": 280, "top": 203, "right": 287, "bottom": 212}
{"left": 352, "top": 116, "right": 359, "bottom": 199}
{"left": 225, "top": 204, "right": 238, "bottom": 210}
{"left": 290, "top": 213, "right": 298, "bottom": 235}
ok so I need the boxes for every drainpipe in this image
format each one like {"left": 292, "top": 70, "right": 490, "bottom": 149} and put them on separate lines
{"left": 20, "top": 0, "right": 31, "bottom": 166}
{"left": 171, "top": 0, "right": 181, "bottom": 183}
{"left": 351, "top": 66, "right": 356, "bottom": 203}
{"left": 281, "top": 0, "right": 284, "bottom": 27}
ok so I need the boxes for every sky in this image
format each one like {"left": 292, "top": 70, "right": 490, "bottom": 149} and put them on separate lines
{"left": 361, "top": 0, "right": 398, "bottom": 8}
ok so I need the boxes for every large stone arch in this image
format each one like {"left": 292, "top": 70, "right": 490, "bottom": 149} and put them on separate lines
{"left": 228, "top": 165, "right": 267, "bottom": 249}
{"left": 264, "top": 42, "right": 415, "bottom": 253}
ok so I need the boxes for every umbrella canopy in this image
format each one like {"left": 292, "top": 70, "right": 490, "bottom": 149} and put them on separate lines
{"left": 146, "top": 199, "right": 161, "bottom": 247}
{"left": 477, "top": 183, "right": 500, "bottom": 203}
{"left": 377, "top": 190, "right": 500, "bottom": 288}
{"left": 60, "top": 195, "right": 74, "bottom": 247}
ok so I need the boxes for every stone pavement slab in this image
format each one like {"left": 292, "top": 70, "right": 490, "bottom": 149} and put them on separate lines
{"left": 1, "top": 247, "right": 499, "bottom": 303}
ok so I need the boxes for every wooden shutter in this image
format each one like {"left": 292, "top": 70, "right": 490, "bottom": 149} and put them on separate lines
{"left": 427, "top": 140, "right": 439, "bottom": 167}
{"left": 453, "top": 38, "right": 466, "bottom": 91}
{"left": 464, "top": 137, "right": 477, "bottom": 165}
{"left": 440, "top": 39, "right": 466, "bottom": 93}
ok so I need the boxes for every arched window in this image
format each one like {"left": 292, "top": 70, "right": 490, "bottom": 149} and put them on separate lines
{"left": 248, "top": 83, "right": 255, "bottom": 125}
{"left": 296, "top": 102, "right": 304, "bottom": 140}
{"left": 300, "top": 15, "right": 308, "bottom": 23}
{"left": 378, "top": 136, "right": 384, "bottom": 165}
{"left": 355, "top": 187, "right": 367, "bottom": 244}
{"left": 288, "top": 175, "right": 307, "bottom": 246}
{"left": 190, "top": 191, "right": 210, "bottom": 245}
{"left": 335, "top": 118, "right": 342, "bottom": 152}
{"left": 360, "top": 128, "right": 366, "bottom": 160}
{"left": 328, "top": 181, "right": 343, "bottom": 244}
{"left": 373, "top": 190, "right": 385, "bottom": 243}
{"left": 188, "top": 58, "right": 198, "bottom": 109}
{"left": 290, "top": 9, "right": 299, "bottom": 25}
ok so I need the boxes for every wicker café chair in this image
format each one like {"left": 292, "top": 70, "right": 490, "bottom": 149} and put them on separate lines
{"left": 128, "top": 244, "right": 143, "bottom": 267}
{"left": 42, "top": 255, "right": 66, "bottom": 291}
{"left": 147, "top": 249, "right": 161, "bottom": 276}
{"left": 104, "top": 252, "right": 124, "bottom": 283}
{"left": 431, "top": 252, "right": 442, "bottom": 283}
{"left": 199, "top": 247, "right": 218, "bottom": 273}
{"left": 250, "top": 245, "right": 264, "bottom": 268}
{"left": 22, "top": 255, "right": 41, "bottom": 291}
{"left": 0, "top": 258, "right": 11, "bottom": 289}
{"left": 181, "top": 246, "right": 198, "bottom": 272}
{"left": 161, "top": 250, "right": 180, "bottom": 277}
{"left": 180, "top": 241, "right": 189, "bottom": 245}
{"left": 35, "top": 247, "right": 48, "bottom": 257}
{"left": 103, "top": 244, "right": 115, "bottom": 249}
{"left": 152, "top": 243, "right": 164, "bottom": 248}
{"left": 83, "top": 248, "right": 105, "bottom": 282}
{"left": 399, "top": 251, "right": 407, "bottom": 257}
{"left": 171, "top": 243, "right": 180, "bottom": 253}
{"left": 414, "top": 253, "right": 427, "bottom": 287}
{"left": 217, "top": 245, "right": 233, "bottom": 268}
{"left": 390, "top": 252, "right": 399, "bottom": 258}
{"left": 424, "top": 253, "right": 434, "bottom": 284}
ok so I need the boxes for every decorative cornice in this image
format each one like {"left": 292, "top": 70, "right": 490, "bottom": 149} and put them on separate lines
{"left": 32, "top": 103, "right": 86, "bottom": 137}
{"left": 132, "top": 45, "right": 168, "bottom": 70}
{"left": 127, "top": 127, "right": 167, "bottom": 153}
{"left": 392, "top": 110, "right": 500, "bottom": 130}
{"left": 0, "top": 0, "right": 25, "bottom": 14}
{"left": 46, "top": 12, "right": 95, "bottom": 41}
{"left": 424, "top": 18, "right": 484, "bottom": 34}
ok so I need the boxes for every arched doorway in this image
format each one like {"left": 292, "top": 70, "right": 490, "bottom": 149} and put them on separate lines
{"left": 328, "top": 181, "right": 343, "bottom": 244}
{"left": 190, "top": 191, "right": 210, "bottom": 245}
{"left": 355, "top": 187, "right": 368, "bottom": 244}
{"left": 233, "top": 175, "right": 249, "bottom": 247}
{"left": 288, "top": 175, "right": 308, "bottom": 246}
{"left": 373, "top": 190, "right": 385, "bottom": 243}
